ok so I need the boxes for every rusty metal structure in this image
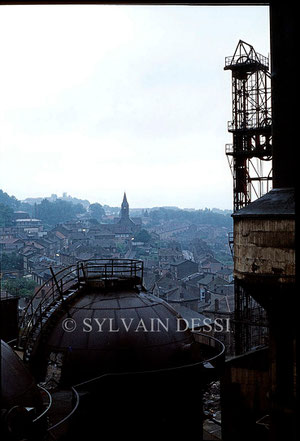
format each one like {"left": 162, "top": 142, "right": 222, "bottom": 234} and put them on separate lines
{"left": 224, "top": 41, "right": 271, "bottom": 355}
{"left": 222, "top": 6, "right": 296, "bottom": 438}
{"left": 225, "top": 40, "right": 272, "bottom": 212}
{"left": 16, "top": 258, "right": 225, "bottom": 439}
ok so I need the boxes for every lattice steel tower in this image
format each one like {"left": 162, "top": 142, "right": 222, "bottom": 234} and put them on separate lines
{"left": 225, "top": 40, "right": 272, "bottom": 212}
{"left": 225, "top": 41, "right": 272, "bottom": 354}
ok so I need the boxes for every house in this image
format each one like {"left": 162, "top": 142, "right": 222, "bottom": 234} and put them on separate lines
{"left": 0, "top": 227, "right": 20, "bottom": 240}
{"left": 199, "top": 256, "right": 225, "bottom": 273}
{"left": 200, "top": 291, "right": 235, "bottom": 356}
{"left": 68, "top": 231, "right": 88, "bottom": 245}
{"left": 165, "top": 284, "right": 200, "bottom": 312}
{"left": 182, "top": 272, "right": 205, "bottom": 286}
{"left": 142, "top": 270, "right": 158, "bottom": 292}
{"left": 47, "top": 228, "right": 69, "bottom": 249}
{"left": 158, "top": 248, "right": 183, "bottom": 271}
{"left": 31, "top": 268, "right": 53, "bottom": 286}
{"left": 153, "top": 273, "right": 179, "bottom": 297}
{"left": 170, "top": 304, "right": 209, "bottom": 331}
{"left": 0, "top": 238, "right": 25, "bottom": 253}
{"left": 15, "top": 218, "right": 44, "bottom": 237}
{"left": 153, "top": 272, "right": 200, "bottom": 313}
{"left": 24, "top": 239, "right": 49, "bottom": 254}
{"left": 216, "top": 267, "right": 234, "bottom": 283}
{"left": 20, "top": 247, "right": 40, "bottom": 273}
{"left": 170, "top": 260, "right": 199, "bottom": 280}
{"left": 13, "top": 211, "right": 30, "bottom": 220}
{"left": 58, "top": 252, "right": 77, "bottom": 266}
{"left": 206, "top": 277, "right": 231, "bottom": 295}
{"left": 198, "top": 273, "right": 217, "bottom": 299}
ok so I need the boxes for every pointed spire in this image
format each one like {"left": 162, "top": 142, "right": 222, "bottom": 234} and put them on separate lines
{"left": 120, "top": 192, "right": 129, "bottom": 220}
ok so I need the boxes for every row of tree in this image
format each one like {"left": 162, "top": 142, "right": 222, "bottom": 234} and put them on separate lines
{"left": 0, "top": 189, "right": 19, "bottom": 209}
{"left": 35, "top": 199, "right": 86, "bottom": 225}
{"left": 2, "top": 277, "right": 37, "bottom": 297}
{"left": 0, "top": 203, "right": 14, "bottom": 227}
{"left": 0, "top": 252, "right": 23, "bottom": 270}
{"left": 0, "top": 189, "right": 108, "bottom": 227}
{"left": 148, "top": 207, "right": 232, "bottom": 228}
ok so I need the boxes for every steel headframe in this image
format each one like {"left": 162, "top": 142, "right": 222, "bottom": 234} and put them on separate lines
{"left": 224, "top": 40, "right": 272, "bottom": 212}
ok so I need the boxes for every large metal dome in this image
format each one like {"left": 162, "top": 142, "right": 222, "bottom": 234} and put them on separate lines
{"left": 1, "top": 340, "right": 47, "bottom": 441}
{"left": 17, "top": 260, "right": 225, "bottom": 439}
{"left": 30, "top": 287, "right": 201, "bottom": 386}
{"left": 1, "top": 340, "right": 42, "bottom": 410}
{"left": 19, "top": 260, "right": 224, "bottom": 389}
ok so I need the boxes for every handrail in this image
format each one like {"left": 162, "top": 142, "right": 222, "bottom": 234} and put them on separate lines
{"left": 18, "top": 259, "right": 144, "bottom": 350}
{"left": 32, "top": 384, "right": 53, "bottom": 423}
{"left": 228, "top": 118, "right": 272, "bottom": 132}
{"left": 192, "top": 331, "right": 226, "bottom": 367}
{"left": 47, "top": 386, "right": 80, "bottom": 432}
{"left": 225, "top": 51, "right": 269, "bottom": 69}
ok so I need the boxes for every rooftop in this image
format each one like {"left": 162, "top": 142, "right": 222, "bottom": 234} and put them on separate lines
{"left": 232, "top": 188, "right": 295, "bottom": 219}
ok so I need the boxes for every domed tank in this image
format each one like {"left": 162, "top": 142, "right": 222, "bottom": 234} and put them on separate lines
{"left": 29, "top": 283, "right": 199, "bottom": 386}
{"left": 19, "top": 260, "right": 225, "bottom": 439}
{"left": 1, "top": 340, "right": 46, "bottom": 440}
{"left": 21, "top": 260, "right": 219, "bottom": 387}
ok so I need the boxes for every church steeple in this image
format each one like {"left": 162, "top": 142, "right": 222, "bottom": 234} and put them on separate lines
{"left": 120, "top": 192, "right": 129, "bottom": 220}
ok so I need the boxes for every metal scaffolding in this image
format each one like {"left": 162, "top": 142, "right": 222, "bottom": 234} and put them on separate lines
{"left": 233, "top": 282, "right": 269, "bottom": 355}
{"left": 225, "top": 40, "right": 272, "bottom": 212}
{"left": 225, "top": 41, "right": 271, "bottom": 355}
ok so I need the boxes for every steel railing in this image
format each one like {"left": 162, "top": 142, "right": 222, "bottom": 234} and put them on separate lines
{"left": 18, "top": 259, "right": 144, "bottom": 350}
{"left": 225, "top": 52, "right": 269, "bottom": 69}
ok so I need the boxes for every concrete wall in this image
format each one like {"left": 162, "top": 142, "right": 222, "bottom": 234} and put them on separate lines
{"left": 221, "top": 348, "right": 270, "bottom": 441}
{"left": 234, "top": 218, "right": 295, "bottom": 282}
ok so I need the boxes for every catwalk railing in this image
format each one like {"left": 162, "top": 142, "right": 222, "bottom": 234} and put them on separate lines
{"left": 18, "top": 259, "right": 144, "bottom": 350}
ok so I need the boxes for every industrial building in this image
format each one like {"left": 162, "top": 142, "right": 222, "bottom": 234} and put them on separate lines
{"left": 221, "top": 4, "right": 296, "bottom": 441}
{"left": 0, "top": 3, "right": 296, "bottom": 441}
{"left": 2, "top": 259, "right": 224, "bottom": 440}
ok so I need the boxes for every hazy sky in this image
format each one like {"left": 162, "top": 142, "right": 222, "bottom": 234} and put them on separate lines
{"left": 0, "top": 4, "right": 270, "bottom": 209}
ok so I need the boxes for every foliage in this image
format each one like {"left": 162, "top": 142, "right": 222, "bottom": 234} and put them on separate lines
{"left": 0, "top": 189, "right": 20, "bottom": 209}
{"left": 89, "top": 203, "right": 105, "bottom": 220}
{"left": 148, "top": 207, "right": 232, "bottom": 228}
{"left": 88, "top": 218, "right": 100, "bottom": 225}
{"left": 0, "top": 190, "right": 34, "bottom": 224}
{"left": 1, "top": 252, "right": 23, "bottom": 270}
{"left": 0, "top": 203, "right": 14, "bottom": 227}
{"left": 35, "top": 199, "right": 86, "bottom": 225}
{"left": 189, "top": 237, "right": 213, "bottom": 255}
{"left": 19, "top": 202, "right": 34, "bottom": 217}
{"left": 134, "top": 229, "right": 152, "bottom": 243}
{"left": 3, "top": 277, "right": 37, "bottom": 297}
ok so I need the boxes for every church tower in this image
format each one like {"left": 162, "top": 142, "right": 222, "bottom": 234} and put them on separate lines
{"left": 120, "top": 192, "right": 129, "bottom": 221}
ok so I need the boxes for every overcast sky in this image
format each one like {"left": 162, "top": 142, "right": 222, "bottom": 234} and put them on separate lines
{"left": 0, "top": 4, "right": 270, "bottom": 209}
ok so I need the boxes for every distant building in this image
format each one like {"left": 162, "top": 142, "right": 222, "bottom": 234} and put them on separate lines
{"left": 13, "top": 211, "right": 30, "bottom": 220}
{"left": 15, "top": 218, "right": 44, "bottom": 237}
{"left": 170, "top": 260, "right": 199, "bottom": 280}
{"left": 0, "top": 238, "right": 25, "bottom": 253}
{"left": 107, "top": 193, "right": 140, "bottom": 240}
{"left": 200, "top": 256, "right": 225, "bottom": 273}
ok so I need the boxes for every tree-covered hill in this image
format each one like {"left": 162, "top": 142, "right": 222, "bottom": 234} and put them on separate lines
{"left": 148, "top": 207, "right": 232, "bottom": 228}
